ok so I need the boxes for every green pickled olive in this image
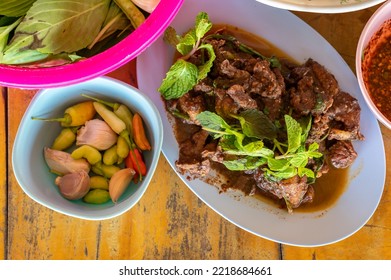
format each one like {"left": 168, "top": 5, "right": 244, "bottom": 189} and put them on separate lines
{"left": 92, "top": 161, "right": 121, "bottom": 178}
{"left": 103, "top": 145, "right": 119, "bottom": 165}
{"left": 31, "top": 101, "right": 96, "bottom": 127}
{"left": 83, "top": 189, "right": 110, "bottom": 204}
{"left": 117, "top": 136, "right": 130, "bottom": 158}
{"left": 51, "top": 127, "right": 77, "bottom": 150}
{"left": 90, "top": 175, "right": 109, "bottom": 190}
{"left": 71, "top": 145, "right": 102, "bottom": 165}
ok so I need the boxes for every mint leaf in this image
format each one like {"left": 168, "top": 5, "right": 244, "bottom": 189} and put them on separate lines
{"left": 285, "top": 115, "right": 301, "bottom": 154}
{"left": 264, "top": 166, "right": 297, "bottom": 180}
{"left": 289, "top": 153, "right": 308, "bottom": 168}
{"left": 223, "top": 156, "right": 266, "bottom": 171}
{"left": 158, "top": 59, "right": 198, "bottom": 100}
{"left": 267, "top": 158, "right": 289, "bottom": 171}
{"left": 197, "top": 43, "right": 215, "bottom": 80}
{"left": 298, "top": 167, "right": 315, "bottom": 178}
{"left": 176, "top": 30, "right": 197, "bottom": 55}
{"left": 195, "top": 12, "right": 212, "bottom": 39}
{"left": 196, "top": 111, "right": 230, "bottom": 132}
{"left": 159, "top": 12, "right": 215, "bottom": 100}
{"left": 163, "top": 26, "right": 180, "bottom": 48}
{"left": 233, "top": 109, "right": 277, "bottom": 140}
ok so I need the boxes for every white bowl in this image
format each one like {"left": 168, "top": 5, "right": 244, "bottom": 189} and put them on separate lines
{"left": 12, "top": 77, "right": 163, "bottom": 220}
{"left": 138, "top": 0, "right": 386, "bottom": 246}
{"left": 356, "top": 0, "right": 391, "bottom": 129}
{"left": 257, "top": 0, "right": 385, "bottom": 13}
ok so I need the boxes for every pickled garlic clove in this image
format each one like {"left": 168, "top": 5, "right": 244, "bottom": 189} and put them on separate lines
{"left": 44, "top": 147, "right": 90, "bottom": 175}
{"left": 109, "top": 168, "right": 136, "bottom": 203}
{"left": 55, "top": 170, "right": 91, "bottom": 200}
{"left": 76, "top": 119, "right": 118, "bottom": 150}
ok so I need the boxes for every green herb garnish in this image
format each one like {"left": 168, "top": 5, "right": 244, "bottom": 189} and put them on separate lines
{"left": 158, "top": 12, "right": 215, "bottom": 100}
{"left": 196, "top": 111, "right": 323, "bottom": 182}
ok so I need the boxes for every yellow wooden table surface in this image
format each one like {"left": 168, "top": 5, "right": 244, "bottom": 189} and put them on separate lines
{"left": 1, "top": 5, "right": 390, "bottom": 260}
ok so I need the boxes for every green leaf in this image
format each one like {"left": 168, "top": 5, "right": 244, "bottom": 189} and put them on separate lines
{"left": 223, "top": 156, "right": 266, "bottom": 171}
{"left": 2, "top": 0, "right": 111, "bottom": 64}
{"left": 307, "top": 142, "right": 319, "bottom": 152}
{"left": 233, "top": 109, "right": 277, "bottom": 140}
{"left": 289, "top": 153, "right": 308, "bottom": 168}
{"left": 196, "top": 111, "right": 231, "bottom": 132}
{"left": 177, "top": 30, "right": 197, "bottom": 55}
{"left": 299, "top": 115, "right": 312, "bottom": 144}
{"left": 298, "top": 167, "right": 315, "bottom": 178}
{"left": 163, "top": 26, "right": 180, "bottom": 49}
{"left": 285, "top": 114, "right": 302, "bottom": 154}
{"left": 197, "top": 43, "right": 215, "bottom": 81}
{"left": 264, "top": 166, "right": 297, "bottom": 180}
{"left": 1, "top": 48, "right": 48, "bottom": 64}
{"left": 0, "top": 17, "right": 22, "bottom": 52}
{"left": 267, "top": 158, "right": 290, "bottom": 171}
{"left": 194, "top": 12, "right": 212, "bottom": 40}
{"left": 158, "top": 59, "right": 199, "bottom": 100}
{"left": 0, "top": 0, "right": 36, "bottom": 17}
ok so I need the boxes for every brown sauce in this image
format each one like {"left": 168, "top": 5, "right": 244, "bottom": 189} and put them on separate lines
{"left": 170, "top": 24, "right": 351, "bottom": 213}
{"left": 212, "top": 24, "right": 298, "bottom": 63}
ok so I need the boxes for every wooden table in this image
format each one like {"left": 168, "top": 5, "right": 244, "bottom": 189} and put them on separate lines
{"left": 1, "top": 5, "right": 390, "bottom": 260}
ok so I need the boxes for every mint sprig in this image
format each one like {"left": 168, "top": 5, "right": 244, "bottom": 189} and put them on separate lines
{"left": 158, "top": 12, "right": 215, "bottom": 100}
{"left": 196, "top": 111, "right": 323, "bottom": 182}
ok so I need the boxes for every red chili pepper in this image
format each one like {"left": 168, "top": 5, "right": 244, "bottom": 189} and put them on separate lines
{"left": 125, "top": 149, "right": 147, "bottom": 177}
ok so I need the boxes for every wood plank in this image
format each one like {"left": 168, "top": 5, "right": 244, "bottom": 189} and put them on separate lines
{"left": 0, "top": 87, "right": 7, "bottom": 259}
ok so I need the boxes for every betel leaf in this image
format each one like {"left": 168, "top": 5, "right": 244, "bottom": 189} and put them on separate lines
{"left": 232, "top": 109, "right": 277, "bottom": 140}
{"left": 0, "top": 0, "right": 36, "bottom": 17}
{"left": 1, "top": 0, "right": 111, "bottom": 64}
{"left": 158, "top": 59, "right": 198, "bottom": 100}
{"left": 0, "top": 17, "right": 22, "bottom": 52}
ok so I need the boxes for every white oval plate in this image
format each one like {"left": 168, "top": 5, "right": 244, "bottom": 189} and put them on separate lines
{"left": 137, "top": 0, "right": 385, "bottom": 246}
{"left": 257, "top": 0, "right": 385, "bottom": 13}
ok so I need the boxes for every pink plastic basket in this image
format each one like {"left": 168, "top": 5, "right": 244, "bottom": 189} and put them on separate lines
{"left": 0, "top": 0, "right": 184, "bottom": 89}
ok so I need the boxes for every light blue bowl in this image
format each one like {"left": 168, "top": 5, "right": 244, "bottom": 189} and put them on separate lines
{"left": 12, "top": 76, "right": 163, "bottom": 220}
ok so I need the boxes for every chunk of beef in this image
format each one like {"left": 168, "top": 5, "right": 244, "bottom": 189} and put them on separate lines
{"left": 328, "top": 140, "right": 358, "bottom": 169}
{"left": 328, "top": 91, "right": 361, "bottom": 128}
{"left": 327, "top": 91, "right": 364, "bottom": 141}
{"left": 220, "top": 59, "right": 251, "bottom": 83}
{"left": 227, "top": 84, "right": 258, "bottom": 109}
{"left": 177, "top": 92, "right": 206, "bottom": 124}
{"left": 258, "top": 96, "right": 283, "bottom": 121}
{"left": 308, "top": 114, "right": 330, "bottom": 143}
{"left": 250, "top": 60, "right": 284, "bottom": 98}
{"left": 193, "top": 77, "right": 214, "bottom": 93}
{"left": 253, "top": 170, "right": 310, "bottom": 212}
{"left": 214, "top": 88, "right": 240, "bottom": 118}
{"left": 289, "top": 76, "right": 317, "bottom": 115}
{"left": 176, "top": 129, "right": 211, "bottom": 176}
{"left": 289, "top": 59, "right": 340, "bottom": 115}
